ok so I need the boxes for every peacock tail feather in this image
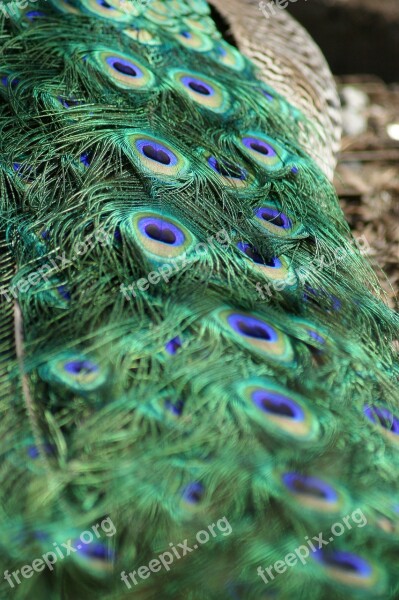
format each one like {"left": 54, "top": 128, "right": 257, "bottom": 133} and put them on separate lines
{"left": 0, "top": 0, "right": 398, "bottom": 599}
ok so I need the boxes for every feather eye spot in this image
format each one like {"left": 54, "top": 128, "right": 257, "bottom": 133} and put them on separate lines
{"left": 96, "top": 0, "right": 114, "bottom": 8}
{"left": 292, "top": 319, "right": 329, "bottom": 365}
{"left": 165, "top": 398, "right": 184, "bottom": 416}
{"left": 57, "top": 285, "right": 71, "bottom": 301}
{"left": 237, "top": 243, "right": 291, "bottom": 282}
{"left": 96, "top": 51, "right": 155, "bottom": 89}
{"left": 27, "top": 443, "right": 55, "bottom": 459}
{"left": 73, "top": 541, "right": 115, "bottom": 574}
{"left": 255, "top": 207, "right": 291, "bottom": 229}
{"left": 243, "top": 138, "right": 276, "bottom": 157}
{"left": 240, "top": 133, "right": 288, "bottom": 171}
{"left": 136, "top": 139, "right": 178, "bottom": 167}
{"left": 252, "top": 391, "right": 304, "bottom": 420}
{"left": 182, "top": 76, "right": 213, "bottom": 96}
{"left": 182, "top": 482, "right": 204, "bottom": 505}
{"left": 1, "top": 75, "right": 19, "bottom": 88}
{"left": 214, "top": 41, "right": 245, "bottom": 71}
{"left": 77, "top": 542, "right": 113, "bottom": 560}
{"left": 141, "top": 143, "right": 173, "bottom": 166}
{"left": 39, "top": 353, "right": 106, "bottom": 393}
{"left": 208, "top": 157, "right": 246, "bottom": 181}
{"left": 307, "top": 330, "right": 325, "bottom": 345}
{"left": 364, "top": 405, "right": 399, "bottom": 444}
{"left": 145, "top": 223, "right": 175, "bottom": 244}
{"left": 237, "top": 243, "right": 281, "bottom": 268}
{"left": 80, "top": 152, "right": 91, "bottom": 168}
{"left": 174, "top": 29, "right": 213, "bottom": 52}
{"left": 26, "top": 10, "right": 46, "bottom": 19}
{"left": 80, "top": 0, "right": 130, "bottom": 21}
{"left": 106, "top": 56, "right": 142, "bottom": 78}
{"left": 165, "top": 336, "right": 183, "bottom": 355}
{"left": 238, "top": 380, "right": 320, "bottom": 442}
{"left": 314, "top": 549, "right": 379, "bottom": 587}
{"left": 254, "top": 204, "right": 300, "bottom": 238}
{"left": 63, "top": 359, "right": 99, "bottom": 377}
{"left": 228, "top": 314, "right": 277, "bottom": 342}
{"left": 138, "top": 217, "right": 184, "bottom": 247}
{"left": 128, "top": 133, "right": 188, "bottom": 177}
{"left": 171, "top": 70, "right": 229, "bottom": 112}
{"left": 323, "top": 552, "right": 371, "bottom": 575}
{"left": 216, "top": 309, "right": 294, "bottom": 362}
{"left": 131, "top": 211, "right": 195, "bottom": 261}
{"left": 113, "top": 62, "right": 137, "bottom": 77}
{"left": 261, "top": 90, "right": 274, "bottom": 102}
{"left": 282, "top": 473, "right": 338, "bottom": 502}
{"left": 58, "top": 96, "right": 80, "bottom": 109}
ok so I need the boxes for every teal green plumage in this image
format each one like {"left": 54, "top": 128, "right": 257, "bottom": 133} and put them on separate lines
{"left": 0, "top": 1, "right": 398, "bottom": 599}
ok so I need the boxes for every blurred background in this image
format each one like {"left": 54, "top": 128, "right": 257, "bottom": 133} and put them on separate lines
{"left": 288, "top": 0, "right": 399, "bottom": 309}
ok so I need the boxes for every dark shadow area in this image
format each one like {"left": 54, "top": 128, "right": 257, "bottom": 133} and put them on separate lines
{"left": 208, "top": 2, "right": 238, "bottom": 48}
{"left": 287, "top": 1, "right": 399, "bottom": 82}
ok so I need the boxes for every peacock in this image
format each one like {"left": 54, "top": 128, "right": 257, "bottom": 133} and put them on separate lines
{"left": 0, "top": 0, "right": 398, "bottom": 598}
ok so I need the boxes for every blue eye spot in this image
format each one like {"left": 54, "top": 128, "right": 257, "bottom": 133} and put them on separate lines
{"left": 282, "top": 473, "right": 338, "bottom": 502}
{"left": 165, "top": 398, "right": 184, "bottom": 416}
{"left": 64, "top": 360, "right": 99, "bottom": 376}
{"left": 26, "top": 10, "right": 46, "bottom": 19}
{"left": 182, "top": 482, "right": 204, "bottom": 504}
{"left": 58, "top": 96, "right": 80, "bottom": 109}
{"left": 165, "top": 336, "right": 183, "bottom": 355}
{"left": 180, "top": 75, "right": 214, "bottom": 96}
{"left": 80, "top": 152, "right": 91, "bottom": 167}
{"left": 255, "top": 207, "right": 292, "bottom": 229}
{"left": 315, "top": 549, "right": 373, "bottom": 578}
{"left": 242, "top": 137, "right": 277, "bottom": 157}
{"left": 1, "top": 75, "right": 19, "bottom": 88}
{"left": 27, "top": 443, "right": 55, "bottom": 458}
{"left": 364, "top": 406, "right": 399, "bottom": 435}
{"left": 261, "top": 90, "right": 274, "bottom": 101}
{"left": 252, "top": 390, "right": 304, "bottom": 420}
{"left": 307, "top": 330, "right": 325, "bottom": 345}
{"left": 57, "top": 286, "right": 71, "bottom": 301}
{"left": 227, "top": 313, "right": 278, "bottom": 342}
{"left": 106, "top": 56, "right": 144, "bottom": 78}
{"left": 96, "top": 0, "right": 115, "bottom": 8}
{"left": 135, "top": 140, "right": 178, "bottom": 167}
{"left": 208, "top": 157, "right": 247, "bottom": 180}
{"left": 138, "top": 216, "right": 185, "bottom": 246}
{"left": 237, "top": 242, "right": 281, "bottom": 268}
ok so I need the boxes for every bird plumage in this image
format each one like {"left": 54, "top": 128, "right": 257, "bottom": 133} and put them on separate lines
{"left": 0, "top": 1, "right": 398, "bottom": 599}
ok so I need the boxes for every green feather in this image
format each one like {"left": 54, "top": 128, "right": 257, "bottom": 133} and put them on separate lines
{"left": 0, "top": 1, "right": 398, "bottom": 599}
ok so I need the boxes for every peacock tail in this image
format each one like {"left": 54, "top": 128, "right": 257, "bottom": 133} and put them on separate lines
{"left": 0, "top": 0, "right": 398, "bottom": 599}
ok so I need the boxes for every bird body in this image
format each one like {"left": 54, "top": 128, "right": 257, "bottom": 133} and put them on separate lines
{"left": 0, "top": 1, "right": 398, "bottom": 599}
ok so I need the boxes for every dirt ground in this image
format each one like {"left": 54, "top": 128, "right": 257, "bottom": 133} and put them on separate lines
{"left": 287, "top": 0, "right": 399, "bottom": 308}
{"left": 335, "top": 76, "right": 399, "bottom": 309}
